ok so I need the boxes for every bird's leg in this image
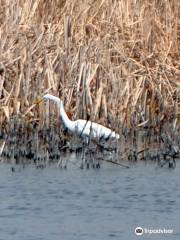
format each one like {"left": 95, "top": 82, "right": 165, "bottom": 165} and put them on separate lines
{"left": 91, "top": 146, "right": 100, "bottom": 169}
{"left": 57, "top": 156, "right": 63, "bottom": 168}
{"left": 89, "top": 149, "right": 96, "bottom": 169}
{"left": 80, "top": 141, "right": 86, "bottom": 169}
{"left": 57, "top": 155, "right": 68, "bottom": 169}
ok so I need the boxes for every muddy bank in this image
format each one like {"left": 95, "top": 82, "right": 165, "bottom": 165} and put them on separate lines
{"left": 0, "top": 116, "right": 179, "bottom": 169}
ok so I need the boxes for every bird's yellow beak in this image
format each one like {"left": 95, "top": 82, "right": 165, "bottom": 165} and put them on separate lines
{"left": 34, "top": 96, "right": 44, "bottom": 105}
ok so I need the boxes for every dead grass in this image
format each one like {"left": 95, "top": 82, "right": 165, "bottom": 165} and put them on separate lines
{"left": 0, "top": 0, "right": 179, "bottom": 137}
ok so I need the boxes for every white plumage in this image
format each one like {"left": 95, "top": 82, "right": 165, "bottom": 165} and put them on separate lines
{"left": 42, "top": 94, "right": 120, "bottom": 140}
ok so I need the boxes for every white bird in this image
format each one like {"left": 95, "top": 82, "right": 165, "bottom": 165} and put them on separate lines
{"left": 40, "top": 94, "right": 120, "bottom": 141}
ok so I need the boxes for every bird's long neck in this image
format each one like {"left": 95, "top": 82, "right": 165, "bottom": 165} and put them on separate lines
{"left": 59, "top": 101, "right": 74, "bottom": 131}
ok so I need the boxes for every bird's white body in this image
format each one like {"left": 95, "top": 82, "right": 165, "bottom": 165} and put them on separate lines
{"left": 42, "top": 94, "right": 120, "bottom": 140}
{"left": 74, "top": 119, "right": 119, "bottom": 139}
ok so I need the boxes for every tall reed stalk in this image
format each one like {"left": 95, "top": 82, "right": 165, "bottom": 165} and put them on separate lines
{"left": 0, "top": 0, "right": 179, "bottom": 139}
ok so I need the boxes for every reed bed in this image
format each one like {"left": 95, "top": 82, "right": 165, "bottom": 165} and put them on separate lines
{"left": 0, "top": 0, "right": 179, "bottom": 164}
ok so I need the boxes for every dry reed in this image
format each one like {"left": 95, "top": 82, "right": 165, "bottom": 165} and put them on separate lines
{"left": 0, "top": 0, "right": 179, "bottom": 162}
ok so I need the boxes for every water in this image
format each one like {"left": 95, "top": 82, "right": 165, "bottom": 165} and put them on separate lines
{"left": 0, "top": 156, "right": 180, "bottom": 240}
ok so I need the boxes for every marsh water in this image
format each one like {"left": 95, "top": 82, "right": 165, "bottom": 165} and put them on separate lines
{"left": 0, "top": 155, "right": 180, "bottom": 240}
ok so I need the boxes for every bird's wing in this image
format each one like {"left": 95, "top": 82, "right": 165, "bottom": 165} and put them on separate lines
{"left": 74, "top": 120, "right": 91, "bottom": 136}
{"left": 74, "top": 120, "right": 113, "bottom": 139}
{"left": 91, "top": 122, "right": 114, "bottom": 138}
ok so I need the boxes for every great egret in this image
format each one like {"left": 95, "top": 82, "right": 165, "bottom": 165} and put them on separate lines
{"left": 38, "top": 94, "right": 120, "bottom": 141}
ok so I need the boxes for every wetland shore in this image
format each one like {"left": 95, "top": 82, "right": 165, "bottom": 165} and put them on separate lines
{"left": 0, "top": 1, "right": 179, "bottom": 166}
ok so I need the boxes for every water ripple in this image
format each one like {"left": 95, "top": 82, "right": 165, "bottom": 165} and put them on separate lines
{"left": 0, "top": 161, "right": 179, "bottom": 240}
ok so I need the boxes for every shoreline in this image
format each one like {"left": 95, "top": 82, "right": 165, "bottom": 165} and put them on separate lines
{"left": 0, "top": 118, "right": 179, "bottom": 168}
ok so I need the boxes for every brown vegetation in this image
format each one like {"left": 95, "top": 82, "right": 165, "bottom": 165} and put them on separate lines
{"left": 0, "top": 0, "right": 179, "bottom": 159}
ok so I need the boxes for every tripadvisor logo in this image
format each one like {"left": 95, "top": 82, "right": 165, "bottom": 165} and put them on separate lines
{"left": 135, "top": 227, "right": 143, "bottom": 236}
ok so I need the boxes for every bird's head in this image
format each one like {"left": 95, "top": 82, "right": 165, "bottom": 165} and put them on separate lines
{"left": 35, "top": 94, "right": 61, "bottom": 105}
{"left": 42, "top": 94, "right": 53, "bottom": 101}
{"left": 43, "top": 94, "right": 61, "bottom": 105}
